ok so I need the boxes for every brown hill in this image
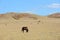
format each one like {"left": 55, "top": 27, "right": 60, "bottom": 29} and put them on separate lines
{"left": 12, "top": 13, "right": 38, "bottom": 20}
{"left": 0, "top": 12, "right": 38, "bottom": 20}
{"left": 48, "top": 13, "right": 60, "bottom": 18}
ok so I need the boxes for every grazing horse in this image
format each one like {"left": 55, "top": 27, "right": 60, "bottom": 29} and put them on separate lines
{"left": 22, "top": 27, "right": 28, "bottom": 33}
{"left": 37, "top": 20, "right": 40, "bottom": 24}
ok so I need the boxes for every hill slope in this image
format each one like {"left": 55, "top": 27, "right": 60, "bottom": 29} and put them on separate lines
{"left": 0, "top": 12, "right": 60, "bottom": 40}
{"left": 48, "top": 13, "right": 60, "bottom": 18}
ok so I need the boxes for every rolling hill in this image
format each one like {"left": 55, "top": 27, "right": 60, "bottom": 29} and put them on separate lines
{"left": 48, "top": 12, "right": 60, "bottom": 18}
{"left": 0, "top": 12, "right": 60, "bottom": 40}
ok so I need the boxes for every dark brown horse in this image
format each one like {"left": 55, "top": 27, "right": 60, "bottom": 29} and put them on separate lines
{"left": 22, "top": 27, "right": 28, "bottom": 33}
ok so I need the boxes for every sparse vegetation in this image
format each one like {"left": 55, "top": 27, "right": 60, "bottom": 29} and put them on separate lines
{"left": 0, "top": 12, "right": 60, "bottom": 40}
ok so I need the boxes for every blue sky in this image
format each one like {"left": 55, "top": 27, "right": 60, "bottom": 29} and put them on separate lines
{"left": 0, "top": 0, "right": 60, "bottom": 15}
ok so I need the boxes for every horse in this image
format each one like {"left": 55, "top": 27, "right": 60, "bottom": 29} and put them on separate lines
{"left": 22, "top": 27, "right": 28, "bottom": 33}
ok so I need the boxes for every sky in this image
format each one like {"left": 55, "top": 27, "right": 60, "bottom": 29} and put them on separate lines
{"left": 0, "top": 0, "right": 60, "bottom": 16}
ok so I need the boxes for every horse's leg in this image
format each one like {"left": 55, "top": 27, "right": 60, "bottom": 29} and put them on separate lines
{"left": 26, "top": 29, "right": 28, "bottom": 32}
{"left": 22, "top": 29, "right": 24, "bottom": 33}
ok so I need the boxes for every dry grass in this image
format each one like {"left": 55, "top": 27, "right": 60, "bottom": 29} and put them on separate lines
{"left": 0, "top": 13, "right": 60, "bottom": 40}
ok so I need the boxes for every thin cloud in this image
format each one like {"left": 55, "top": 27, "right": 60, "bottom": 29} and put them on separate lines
{"left": 48, "top": 3, "right": 60, "bottom": 8}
